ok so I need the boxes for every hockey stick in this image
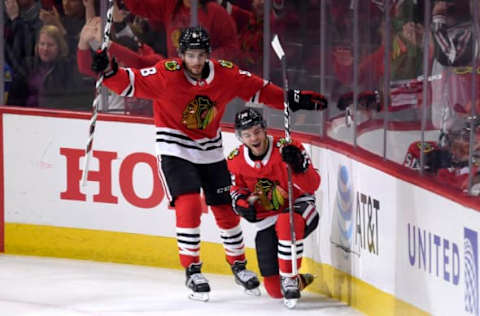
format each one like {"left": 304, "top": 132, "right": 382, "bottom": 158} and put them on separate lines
{"left": 81, "top": 0, "right": 115, "bottom": 186}
{"left": 271, "top": 34, "right": 297, "bottom": 276}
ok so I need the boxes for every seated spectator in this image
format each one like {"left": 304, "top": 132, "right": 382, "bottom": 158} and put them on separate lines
{"left": 435, "top": 123, "right": 480, "bottom": 195}
{"left": 403, "top": 120, "right": 480, "bottom": 196}
{"left": 122, "top": 0, "right": 239, "bottom": 60}
{"left": 8, "top": 24, "right": 92, "bottom": 109}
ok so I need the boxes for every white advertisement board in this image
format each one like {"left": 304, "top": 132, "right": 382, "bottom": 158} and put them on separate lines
{"left": 3, "top": 113, "right": 257, "bottom": 246}
{"left": 304, "top": 145, "right": 480, "bottom": 316}
{"left": 4, "top": 111, "right": 480, "bottom": 315}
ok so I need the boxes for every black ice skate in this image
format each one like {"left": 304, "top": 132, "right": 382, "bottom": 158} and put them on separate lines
{"left": 185, "top": 262, "right": 210, "bottom": 302}
{"left": 231, "top": 260, "right": 261, "bottom": 296}
{"left": 281, "top": 275, "right": 301, "bottom": 309}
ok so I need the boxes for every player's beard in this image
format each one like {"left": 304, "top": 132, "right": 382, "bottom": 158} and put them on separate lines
{"left": 186, "top": 64, "right": 204, "bottom": 80}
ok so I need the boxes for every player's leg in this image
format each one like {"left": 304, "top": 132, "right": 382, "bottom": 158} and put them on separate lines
{"left": 201, "top": 159, "right": 260, "bottom": 293}
{"left": 158, "top": 155, "right": 209, "bottom": 300}
{"left": 256, "top": 220, "right": 316, "bottom": 300}
{"left": 276, "top": 196, "right": 319, "bottom": 300}
{"left": 276, "top": 212, "right": 304, "bottom": 300}
{"left": 255, "top": 224, "right": 282, "bottom": 298}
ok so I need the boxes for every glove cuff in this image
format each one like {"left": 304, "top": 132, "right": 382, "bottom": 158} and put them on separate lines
{"left": 103, "top": 57, "right": 118, "bottom": 79}
{"left": 287, "top": 89, "right": 301, "bottom": 112}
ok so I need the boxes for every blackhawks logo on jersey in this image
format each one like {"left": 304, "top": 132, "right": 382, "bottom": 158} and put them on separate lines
{"left": 218, "top": 59, "right": 234, "bottom": 69}
{"left": 276, "top": 137, "right": 291, "bottom": 148}
{"left": 165, "top": 60, "right": 181, "bottom": 71}
{"left": 228, "top": 147, "right": 239, "bottom": 160}
{"left": 416, "top": 141, "right": 435, "bottom": 153}
{"left": 255, "top": 178, "right": 287, "bottom": 211}
{"left": 182, "top": 95, "right": 216, "bottom": 130}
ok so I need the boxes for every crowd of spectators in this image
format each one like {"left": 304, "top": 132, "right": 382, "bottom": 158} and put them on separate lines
{"left": 2, "top": 0, "right": 479, "bottom": 195}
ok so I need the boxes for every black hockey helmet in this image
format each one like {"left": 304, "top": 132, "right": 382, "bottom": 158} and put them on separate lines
{"left": 178, "top": 26, "right": 211, "bottom": 54}
{"left": 234, "top": 108, "right": 266, "bottom": 132}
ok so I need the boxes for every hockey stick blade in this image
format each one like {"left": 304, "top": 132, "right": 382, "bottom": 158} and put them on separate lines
{"left": 271, "top": 35, "right": 285, "bottom": 61}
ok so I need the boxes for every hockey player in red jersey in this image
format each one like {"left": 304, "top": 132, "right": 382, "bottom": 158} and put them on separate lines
{"left": 227, "top": 108, "right": 321, "bottom": 306}
{"left": 90, "top": 26, "right": 327, "bottom": 301}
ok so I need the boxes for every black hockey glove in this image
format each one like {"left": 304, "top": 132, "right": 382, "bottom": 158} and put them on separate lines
{"left": 337, "top": 90, "right": 382, "bottom": 111}
{"left": 281, "top": 144, "right": 309, "bottom": 173}
{"left": 288, "top": 89, "right": 328, "bottom": 112}
{"left": 91, "top": 48, "right": 118, "bottom": 78}
{"left": 425, "top": 149, "right": 452, "bottom": 173}
{"left": 233, "top": 195, "right": 258, "bottom": 223}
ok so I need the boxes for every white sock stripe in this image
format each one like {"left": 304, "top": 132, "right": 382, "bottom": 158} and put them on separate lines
{"left": 278, "top": 239, "right": 291, "bottom": 247}
{"left": 179, "top": 249, "right": 200, "bottom": 256}
{"left": 278, "top": 244, "right": 304, "bottom": 253}
{"left": 224, "top": 241, "right": 245, "bottom": 250}
{"left": 177, "top": 236, "right": 200, "bottom": 244}
{"left": 219, "top": 224, "right": 243, "bottom": 237}
{"left": 177, "top": 243, "right": 200, "bottom": 250}
{"left": 279, "top": 271, "right": 297, "bottom": 278}
{"left": 279, "top": 240, "right": 304, "bottom": 247}
{"left": 222, "top": 235, "right": 244, "bottom": 244}
{"left": 225, "top": 248, "right": 245, "bottom": 256}
{"left": 278, "top": 252, "right": 303, "bottom": 260}
{"left": 278, "top": 243, "right": 292, "bottom": 252}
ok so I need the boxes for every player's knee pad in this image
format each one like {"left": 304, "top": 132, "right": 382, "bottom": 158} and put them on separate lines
{"left": 263, "top": 275, "right": 282, "bottom": 298}
{"left": 175, "top": 193, "right": 202, "bottom": 228}
{"left": 294, "top": 195, "right": 319, "bottom": 238}
{"left": 210, "top": 204, "right": 240, "bottom": 229}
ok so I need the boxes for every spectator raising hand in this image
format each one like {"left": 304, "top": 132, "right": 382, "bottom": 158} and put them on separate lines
{"left": 40, "top": 5, "right": 67, "bottom": 35}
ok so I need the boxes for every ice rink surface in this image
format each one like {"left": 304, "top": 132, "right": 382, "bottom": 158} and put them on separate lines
{"left": 0, "top": 255, "right": 364, "bottom": 316}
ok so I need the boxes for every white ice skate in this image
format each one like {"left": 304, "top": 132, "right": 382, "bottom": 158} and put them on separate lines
{"left": 231, "top": 260, "right": 261, "bottom": 296}
{"left": 185, "top": 263, "right": 210, "bottom": 302}
{"left": 281, "top": 275, "right": 300, "bottom": 309}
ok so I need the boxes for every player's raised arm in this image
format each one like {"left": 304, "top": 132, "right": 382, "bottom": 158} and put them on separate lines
{"left": 91, "top": 48, "right": 166, "bottom": 100}
{"left": 231, "top": 69, "right": 328, "bottom": 112}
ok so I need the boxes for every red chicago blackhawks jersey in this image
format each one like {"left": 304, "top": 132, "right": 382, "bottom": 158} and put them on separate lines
{"left": 227, "top": 135, "right": 321, "bottom": 218}
{"left": 403, "top": 140, "right": 439, "bottom": 170}
{"left": 102, "top": 58, "right": 284, "bottom": 163}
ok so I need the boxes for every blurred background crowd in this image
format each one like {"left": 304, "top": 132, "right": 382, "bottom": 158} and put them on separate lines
{"left": 1, "top": 0, "right": 479, "bottom": 196}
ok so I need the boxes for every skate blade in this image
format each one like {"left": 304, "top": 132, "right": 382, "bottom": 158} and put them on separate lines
{"left": 244, "top": 287, "right": 261, "bottom": 296}
{"left": 188, "top": 292, "right": 209, "bottom": 302}
{"left": 283, "top": 298, "right": 298, "bottom": 309}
